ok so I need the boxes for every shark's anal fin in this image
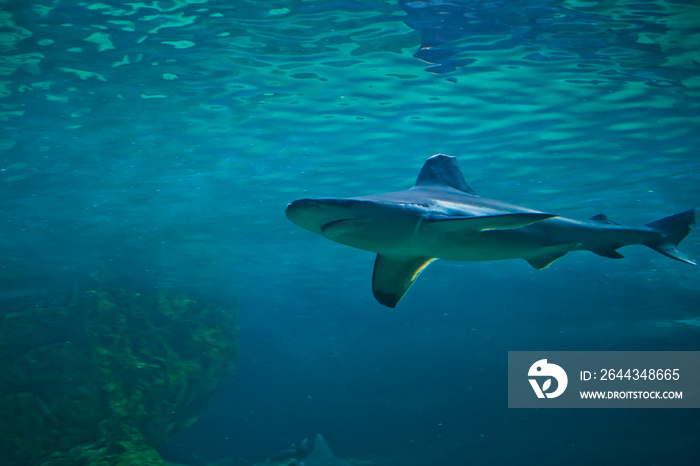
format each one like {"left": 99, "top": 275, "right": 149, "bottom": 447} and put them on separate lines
{"left": 372, "top": 254, "right": 436, "bottom": 308}
{"left": 591, "top": 247, "right": 624, "bottom": 259}
{"left": 525, "top": 243, "right": 581, "bottom": 270}
{"left": 427, "top": 213, "right": 556, "bottom": 232}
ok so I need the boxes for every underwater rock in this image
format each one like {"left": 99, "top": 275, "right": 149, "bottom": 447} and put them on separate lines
{"left": 0, "top": 287, "right": 238, "bottom": 465}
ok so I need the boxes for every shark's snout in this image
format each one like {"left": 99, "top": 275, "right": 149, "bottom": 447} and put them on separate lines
{"left": 286, "top": 197, "right": 378, "bottom": 237}
{"left": 285, "top": 199, "right": 315, "bottom": 231}
{"left": 285, "top": 198, "right": 321, "bottom": 223}
{"left": 286, "top": 198, "right": 320, "bottom": 212}
{"left": 285, "top": 198, "right": 349, "bottom": 234}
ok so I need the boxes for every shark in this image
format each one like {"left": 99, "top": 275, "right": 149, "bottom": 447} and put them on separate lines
{"left": 297, "top": 434, "right": 349, "bottom": 466}
{"left": 250, "top": 434, "right": 348, "bottom": 466}
{"left": 285, "top": 154, "right": 696, "bottom": 308}
{"left": 164, "top": 434, "right": 349, "bottom": 466}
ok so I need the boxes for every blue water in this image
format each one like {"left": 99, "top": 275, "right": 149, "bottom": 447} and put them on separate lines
{"left": 2, "top": 0, "right": 700, "bottom": 464}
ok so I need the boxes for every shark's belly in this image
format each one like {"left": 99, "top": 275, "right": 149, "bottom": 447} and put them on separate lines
{"left": 410, "top": 222, "right": 581, "bottom": 262}
{"left": 321, "top": 212, "right": 423, "bottom": 254}
{"left": 423, "top": 229, "right": 545, "bottom": 261}
{"left": 414, "top": 218, "right": 628, "bottom": 262}
{"left": 326, "top": 216, "right": 560, "bottom": 260}
{"left": 322, "top": 210, "right": 624, "bottom": 263}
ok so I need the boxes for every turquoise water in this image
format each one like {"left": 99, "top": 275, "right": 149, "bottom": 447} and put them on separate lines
{"left": 2, "top": 0, "right": 700, "bottom": 464}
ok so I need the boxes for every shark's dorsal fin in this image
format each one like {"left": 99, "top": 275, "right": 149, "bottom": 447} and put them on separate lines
{"left": 588, "top": 214, "right": 619, "bottom": 225}
{"left": 414, "top": 154, "right": 475, "bottom": 194}
{"left": 372, "top": 254, "right": 437, "bottom": 308}
{"left": 304, "top": 434, "right": 349, "bottom": 466}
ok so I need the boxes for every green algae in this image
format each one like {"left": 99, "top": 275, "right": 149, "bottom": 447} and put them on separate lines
{"left": 0, "top": 287, "right": 238, "bottom": 466}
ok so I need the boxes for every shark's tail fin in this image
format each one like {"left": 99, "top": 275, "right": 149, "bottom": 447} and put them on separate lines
{"left": 644, "top": 209, "right": 696, "bottom": 265}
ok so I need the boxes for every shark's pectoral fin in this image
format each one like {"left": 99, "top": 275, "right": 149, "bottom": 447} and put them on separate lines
{"left": 525, "top": 243, "right": 581, "bottom": 270}
{"left": 427, "top": 213, "right": 556, "bottom": 232}
{"left": 372, "top": 254, "right": 437, "bottom": 308}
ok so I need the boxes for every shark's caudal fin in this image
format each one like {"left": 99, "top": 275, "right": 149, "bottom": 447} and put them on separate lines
{"left": 414, "top": 154, "right": 475, "bottom": 194}
{"left": 372, "top": 254, "right": 436, "bottom": 308}
{"left": 644, "top": 209, "right": 696, "bottom": 265}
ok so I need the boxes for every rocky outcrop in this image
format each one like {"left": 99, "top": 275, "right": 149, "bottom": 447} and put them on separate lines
{"left": 0, "top": 287, "right": 238, "bottom": 465}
